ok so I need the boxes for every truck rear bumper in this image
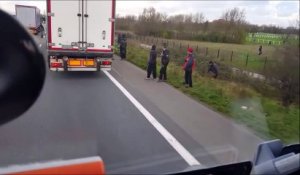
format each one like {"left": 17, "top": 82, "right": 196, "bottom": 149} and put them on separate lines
{"left": 49, "top": 58, "right": 112, "bottom": 72}
{"left": 50, "top": 67, "right": 111, "bottom": 72}
{"left": 50, "top": 68, "right": 98, "bottom": 71}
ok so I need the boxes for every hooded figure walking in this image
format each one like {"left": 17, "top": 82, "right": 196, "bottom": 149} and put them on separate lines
{"left": 258, "top": 45, "right": 262, "bottom": 55}
{"left": 146, "top": 45, "right": 157, "bottom": 80}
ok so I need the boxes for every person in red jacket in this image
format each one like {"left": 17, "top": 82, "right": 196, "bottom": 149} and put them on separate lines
{"left": 182, "top": 48, "right": 195, "bottom": 88}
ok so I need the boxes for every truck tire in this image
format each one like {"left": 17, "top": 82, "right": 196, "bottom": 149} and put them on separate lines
{"left": 47, "top": 56, "right": 51, "bottom": 68}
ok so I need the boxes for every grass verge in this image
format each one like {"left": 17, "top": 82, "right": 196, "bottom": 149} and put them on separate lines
{"left": 125, "top": 41, "right": 299, "bottom": 144}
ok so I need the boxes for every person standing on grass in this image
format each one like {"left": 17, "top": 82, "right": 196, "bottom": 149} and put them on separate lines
{"left": 117, "top": 33, "right": 122, "bottom": 46}
{"left": 258, "top": 45, "right": 262, "bottom": 55}
{"left": 146, "top": 45, "right": 157, "bottom": 80}
{"left": 158, "top": 44, "right": 170, "bottom": 82}
{"left": 182, "top": 48, "right": 195, "bottom": 88}
{"left": 120, "top": 38, "right": 127, "bottom": 60}
{"left": 208, "top": 61, "right": 219, "bottom": 78}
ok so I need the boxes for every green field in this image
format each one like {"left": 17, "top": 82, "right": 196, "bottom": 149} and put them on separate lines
{"left": 122, "top": 40, "right": 300, "bottom": 144}
{"left": 246, "top": 32, "right": 299, "bottom": 46}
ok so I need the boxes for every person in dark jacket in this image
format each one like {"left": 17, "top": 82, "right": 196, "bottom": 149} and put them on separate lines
{"left": 146, "top": 45, "right": 157, "bottom": 79}
{"left": 117, "top": 33, "right": 122, "bottom": 46}
{"left": 158, "top": 44, "right": 170, "bottom": 82}
{"left": 258, "top": 45, "right": 262, "bottom": 55}
{"left": 183, "top": 48, "right": 195, "bottom": 87}
{"left": 119, "top": 39, "right": 127, "bottom": 60}
{"left": 39, "top": 24, "right": 45, "bottom": 38}
{"left": 208, "top": 61, "right": 219, "bottom": 78}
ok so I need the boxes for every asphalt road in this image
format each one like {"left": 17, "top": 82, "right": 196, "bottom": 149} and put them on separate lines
{"left": 0, "top": 36, "right": 262, "bottom": 174}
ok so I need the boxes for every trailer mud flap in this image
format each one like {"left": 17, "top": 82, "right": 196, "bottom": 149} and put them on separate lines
{"left": 97, "top": 61, "right": 101, "bottom": 71}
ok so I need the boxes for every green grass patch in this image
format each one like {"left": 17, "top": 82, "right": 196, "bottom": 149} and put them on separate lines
{"left": 126, "top": 41, "right": 300, "bottom": 144}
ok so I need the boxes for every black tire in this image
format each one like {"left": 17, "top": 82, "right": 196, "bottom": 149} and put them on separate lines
{"left": 47, "top": 56, "right": 51, "bottom": 69}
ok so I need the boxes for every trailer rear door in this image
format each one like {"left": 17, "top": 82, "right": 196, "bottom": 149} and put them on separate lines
{"left": 84, "top": 0, "right": 114, "bottom": 52}
{"left": 47, "top": 0, "right": 82, "bottom": 50}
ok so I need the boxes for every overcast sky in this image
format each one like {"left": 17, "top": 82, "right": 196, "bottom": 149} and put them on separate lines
{"left": 0, "top": 0, "right": 299, "bottom": 28}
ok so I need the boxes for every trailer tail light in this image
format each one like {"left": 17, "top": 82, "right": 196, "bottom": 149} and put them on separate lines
{"left": 102, "top": 61, "right": 111, "bottom": 65}
{"left": 51, "top": 62, "right": 63, "bottom": 68}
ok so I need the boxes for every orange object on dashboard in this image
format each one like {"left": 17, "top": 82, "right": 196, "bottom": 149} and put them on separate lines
{"left": 0, "top": 157, "right": 105, "bottom": 175}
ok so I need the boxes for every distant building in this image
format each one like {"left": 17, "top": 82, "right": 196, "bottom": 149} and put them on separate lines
{"left": 211, "top": 19, "right": 226, "bottom": 25}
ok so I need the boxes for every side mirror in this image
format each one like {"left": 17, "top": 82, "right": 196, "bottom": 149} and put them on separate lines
{"left": 0, "top": 10, "right": 46, "bottom": 125}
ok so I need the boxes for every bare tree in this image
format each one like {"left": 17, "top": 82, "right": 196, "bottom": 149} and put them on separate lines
{"left": 222, "top": 7, "right": 245, "bottom": 24}
{"left": 193, "top": 12, "right": 205, "bottom": 24}
{"left": 220, "top": 7, "right": 247, "bottom": 43}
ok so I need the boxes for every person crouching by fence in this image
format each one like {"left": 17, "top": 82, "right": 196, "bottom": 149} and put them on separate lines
{"left": 182, "top": 48, "right": 195, "bottom": 88}
{"left": 208, "top": 61, "right": 219, "bottom": 78}
{"left": 146, "top": 45, "right": 157, "bottom": 80}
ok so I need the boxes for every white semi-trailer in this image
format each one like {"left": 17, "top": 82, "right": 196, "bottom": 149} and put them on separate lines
{"left": 46, "top": 0, "right": 115, "bottom": 71}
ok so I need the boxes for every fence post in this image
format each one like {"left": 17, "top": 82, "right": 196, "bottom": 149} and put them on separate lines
{"left": 196, "top": 45, "right": 199, "bottom": 51}
{"left": 245, "top": 53, "right": 249, "bottom": 67}
{"left": 230, "top": 51, "right": 233, "bottom": 62}
{"left": 173, "top": 42, "right": 175, "bottom": 48}
{"left": 180, "top": 43, "right": 182, "bottom": 49}
{"left": 217, "top": 49, "right": 220, "bottom": 58}
{"left": 188, "top": 44, "right": 189, "bottom": 48}
{"left": 206, "top": 47, "right": 208, "bottom": 56}
{"left": 263, "top": 56, "right": 268, "bottom": 71}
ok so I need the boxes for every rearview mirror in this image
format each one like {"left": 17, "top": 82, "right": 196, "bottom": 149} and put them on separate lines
{"left": 0, "top": 10, "right": 46, "bottom": 125}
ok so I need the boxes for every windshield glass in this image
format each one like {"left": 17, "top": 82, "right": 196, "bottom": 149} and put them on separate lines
{"left": 0, "top": 0, "right": 299, "bottom": 174}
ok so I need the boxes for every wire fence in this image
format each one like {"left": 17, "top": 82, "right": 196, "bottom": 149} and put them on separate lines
{"left": 129, "top": 35, "right": 271, "bottom": 75}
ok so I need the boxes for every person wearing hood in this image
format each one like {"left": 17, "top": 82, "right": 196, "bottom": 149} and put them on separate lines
{"left": 146, "top": 45, "right": 157, "bottom": 80}
{"left": 208, "top": 61, "right": 219, "bottom": 78}
{"left": 182, "top": 47, "right": 195, "bottom": 88}
{"left": 158, "top": 44, "right": 170, "bottom": 82}
{"left": 119, "top": 38, "right": 127, "bottom": 60}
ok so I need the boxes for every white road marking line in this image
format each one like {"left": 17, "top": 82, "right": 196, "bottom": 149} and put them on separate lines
{"left": 103, "top": 70, "right": 201, "bottom": 166}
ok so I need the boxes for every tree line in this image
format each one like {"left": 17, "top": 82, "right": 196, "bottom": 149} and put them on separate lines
{"left": 116, "top": 7, "right": 299, "bottom": 44}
